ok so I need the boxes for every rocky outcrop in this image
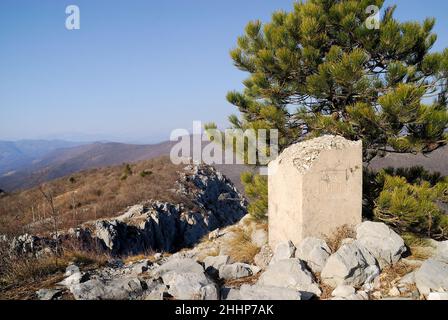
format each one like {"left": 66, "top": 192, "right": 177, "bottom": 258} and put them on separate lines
{"left": 8, "top": 164, "right": 247, "bottom": 257}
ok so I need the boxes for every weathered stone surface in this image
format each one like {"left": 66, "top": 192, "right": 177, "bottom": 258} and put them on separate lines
{"left": 221, "top": 287, "right": 242, "bottom": 300}
{"left": 295, "top": 237, "right": 331, "bottom": 273}
{"left": 251, "top": 228, "right": 268, "bottom": 247}
{"left": 152, "top": 258, "right": 204, "bottom": 279}
{"left": 415, "top": 258, "right": 448, "bottom": 296}
{"left": 435, "top": 240, "right": 448, "bottom": 263}
{"left": 331, "top": 285, "right": 355, "bottom": 298}
{"left": 427, "top": 292, "right": 448, "bottom": 300}
{"left": 219, "top": 263, "right": 259, "bottom": 280}
{"left": 268, "top": 135, "right": 362, "bottom": 249}
{"left": 36, "top": 288, "right": 62, "bottom": 300}
{"left": 64, "top": 264, "right": 80, "bottom": 277}
{"left": 239, "top": 284, "right": 302, "bottom": 300}
{"left": 70, "top": 277, "right": 146, "bottom": 300}
{"left": 203, "top": 255, "right": 230, "bottom": 275}
{"left": 59, "top": 271, "right": 90, "bottom": 287}
{"left": 254, "top": 244, "right": 273, "bottom": 269}
{"left": 356, "top": 221, "right": 406, "bottom": 267}
{"left": 258, "top": 259, "right": 321, "bottom": 298}
{"left": 321, "top": 241, "right": 378, "bottom": 287}
{"left": 163, "top": 272, "right": 218, "bottom": 300}
{"left": 271, "top": 241, "right": 296, "bottom": 263}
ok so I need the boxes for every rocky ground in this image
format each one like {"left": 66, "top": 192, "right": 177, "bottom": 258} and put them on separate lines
{"left": 2, "top": 164, "right": 448, "bottom": 300}
{"left": 33, "top": 217, "right": 448, "bottom": 300}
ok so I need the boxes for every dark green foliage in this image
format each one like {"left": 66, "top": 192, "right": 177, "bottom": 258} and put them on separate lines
{"left": 69, "top": 177, "right": 76, "bottom": 184}
{"left": 228, "top": 0, "right": 448, "bottom": 161}
{"left": 241, "top": 172, "right": 268, "bottom": 221}
{"left": 363, "top": 166, "right": 448, "bottom": 240}
{"left": 374, "top": 172, "right": 448, "bottom": 240}
{"left": 140, "top": 170, "right": 153, "bottom": 178}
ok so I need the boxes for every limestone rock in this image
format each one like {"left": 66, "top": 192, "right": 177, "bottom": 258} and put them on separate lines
{"left": 239, "top": 284, "right": 302, "bottom": 300}
{"left": 152, "top": 258, "right": 204, "bottom": 280}
{"left": 163, "top": 272, "right": 218, "bottom": 300}
{"left": 271, "top": 241, "right": 296, "bottom": 263}
{"left": 221, "top": 287, "right": 242, "bottom": 300}
{"left": 258, "top": 258, "right": 321, "bottom": 298}
{"left": 295, "top": 237, "right": 331, "bottom": 273}
{"left": 415, "top": 258, "right": 448, "bottom": 296}
{"left": 356, "top": 221, "right": 406, "bottom": 267}
{"left": 331, "top": 285, "right": 355, "bottom": 298}
{"left": 321, "top": 241, "right": 378, "bottom": 287}
{"left": 435, "top": 240, "right": 448, "bottom": 263}
{"left": 254, "top": 244, "right": 273, "bottom": 269}
{"left": 59, "top": 271, "right": 90, "bottom": 287}
{"left": 36, "top": 288, "right": 62, "bottom": 300}
{"left": 219, "top": 263, "right": 259, "bottom": 280}
{"left": 427, "top": 292, "right": 448, "bottom": 300}
{"left": 203, "top": 255, "right": 229, "bottom": 276}
{"left": 251, "top": 228, "right": 268, "bottom": 247}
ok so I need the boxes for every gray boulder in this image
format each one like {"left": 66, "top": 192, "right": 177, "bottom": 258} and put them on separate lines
{"left": 70, "top": 277, "right": 146, "bottom": 300}
{"left": 356, "top": 221, "right": 406, "bottom": 267}
{"left": 251, "top": 228, "right": 268, "bottom": 247}
{"left": 321, "top": 241, "right": 378, "bottom": 287}
{"left": 295, "top": 237, "right": 331, "bottom": 273}
{"left": 162, "top": 272, "right": 218, "bottom": 300}
{"left": 254, "top": 244, "right": 273, "bottom": 269}
{"left": 427, "top": 292, "right": 448, "bottom": 300}
{"left": 219, "top": 263, "right": 259, "bottom": 280}
{"left": 435, "top": 240, "right": 448, "bottom": 263}
{"left": 203, "top": 255, "right": 230, "bottom": 276}
{"left": 36, "top": 288, "right": 62, "bottom": 300}
{"left": 271, "top": 241, "right": 296, "bottom": 263}
{"left": 239, "top": 284, "right": 302, "bottom": 300}
{"left": 415, "top": 258, "right": 448, "bottom": 296}
{"left": 331, "top": 285, "right": 356, "bottom": 298}
{"left": 258, "top": 258, "right": 321, "bottom": 298}
{"left": 152, "top": 258, "right": 204, "bottom": 279}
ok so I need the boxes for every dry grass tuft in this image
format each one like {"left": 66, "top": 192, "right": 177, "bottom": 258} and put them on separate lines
{"left": 377, "top": 261, "right": 418, "bottom": 296}
{"left": 324, "top": 224, "right": 356, "bottom": 253}
{"left": 313, "top": 272, "right": 333, "bottom": 300}
{"left": 226, "top": 227, "right": 260, "bottom": 264}
{"left": 224, "top": 273, "right": 261, "bottom": 288}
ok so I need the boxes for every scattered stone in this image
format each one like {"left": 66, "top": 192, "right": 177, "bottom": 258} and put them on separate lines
{"left": 204, "top": 255, "right": 230, "bottom": 276}
{"left": 239, "top": 284, "right": 302, "bottom": 300}
{"left": 295, "top": 237, "right": 331, "bottom": 273}
{"left": 144, "top": 284, "right": 166, "bottom": 300}
{"left": 253, "top": 244, "right": 273, "bottom": 269}
{"left": 152, "top": 258, "right": 204, "bottom": 279}
{"left": 435, "top": 240, "right": 448, "bottom": 263}
{"left": 251, "top": 228, "right": 268, "bottom": 247}
{"left": 131, "top": 260, "right": 150, "bottom": 274}
{"left": 208, "top": 229, "right": 221, "bottom": 241}
{"left": 36, "top": 288, "right": 62, "bottom": 300}
{"left": 356, "top": 221, "right": 406, "bottom": 267}
{"left": 332, "top": 285, "right": 355, "bottom": 298}
{"left": 64, "top": 264, "right": 80, "bottom": 277}
{"left": 153, "top": 253, "right": 162, "bottom": 260}
{"left": 219, "top": 263, "right": 258, "bottom": 280}
{"left": 415, "top": 258, "right": 448, "bottom": 296}
{"left": 398, "top": 272, "right": 416, "bottom": 285}
{"left": 388, "top": 286, "right": 401, "bottom": 297}
{"left": 258, "top": 259, "right": 321, "bottom": 298}
{"left": 427, "top": 292, "right": 448, "bottom": 300}
{"left": 163, "top": 272, "right": 218, "bottom": 300}
{"left": 271, "top": 241, "right": 296, "bottom": 263}
{"left": 321, "top": 241, "right": 378, "bottom": 287}
{"left": 220, "top": 287, "right": 242, "bottom": 300}
{"left": 59, "top": 271, "right": 90, "bottom": 287}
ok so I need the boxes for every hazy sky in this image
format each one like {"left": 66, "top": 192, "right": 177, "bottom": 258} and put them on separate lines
{"left": 1, "top": 0, "right": 448, "bottom": 143}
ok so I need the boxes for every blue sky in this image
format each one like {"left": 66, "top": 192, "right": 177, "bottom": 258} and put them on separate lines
{"left": 1, "top": 0, "right": 448, "bottom": 143}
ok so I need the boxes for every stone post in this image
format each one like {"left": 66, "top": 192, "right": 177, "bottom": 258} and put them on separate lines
{"left": 268, "top": 135, "right": 362, "bottom": 249}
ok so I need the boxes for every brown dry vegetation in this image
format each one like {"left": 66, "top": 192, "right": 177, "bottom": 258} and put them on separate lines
{"left": 0, "top": 156, "right": 182, "bottom": 236}
{"left": 324, "top": 224, "right": 356, "bottom": 253}
{"left": 226, "top": 226, "right": 260, "bottom": 264}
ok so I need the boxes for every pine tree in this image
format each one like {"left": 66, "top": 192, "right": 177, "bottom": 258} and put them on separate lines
{"left": 224, "top": 0, "right": 448, "bottom": 221}
{"left": 227, "top": 0, "right": 448, "bottom": 162}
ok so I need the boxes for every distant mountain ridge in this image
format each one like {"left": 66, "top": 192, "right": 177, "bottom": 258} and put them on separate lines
{"left": 0, "top": 137, "right": 446, "bottom": 193}
{"left": 0, "top": 140, "right": 86, "bottom": 175}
